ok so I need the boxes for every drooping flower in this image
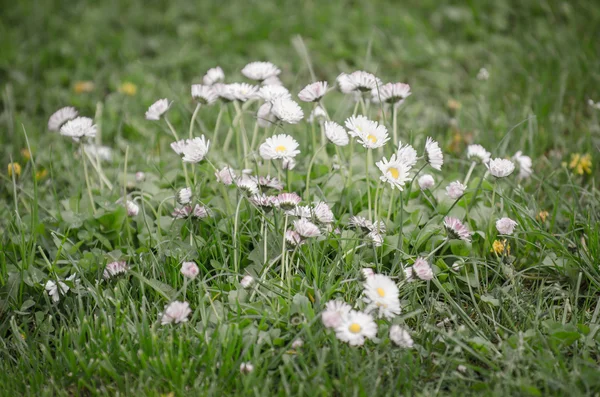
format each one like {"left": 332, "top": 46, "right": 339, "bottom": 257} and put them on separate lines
{"left": 294, "top": 218, "right": 321, "bottom": 238}
{"left": 48, "top": 107, "right": 78, "bottom": 131}
{"left": 337, "top": 71, "right": 382, "bottom": 94}
{"left": 389, "top": 325, "right": 414, "bottom": 348}
{"left": 334, "top": 310, "right": 378, "bottom": 346}
{"left": 145, "top": 99, "right": 171, "bottom": 120}
{"left": 256, "top": 102, "right": 275, "bottom": 128}
{"left": 376, "top": 154, "right": 411, "bottom": 190}
{"left": 487, "top": 158, "right": 515, "bottom": 178}
{"left": 285, "top": 230, "right": 303, "bottom": 247}
{"left": 191, "top": 84, "right": 218, "bottom": 105}
{"left": 276, "top": 192, "right": 301, "bottom": 210}
{"left": 512, "top": 151, "right": 533, "bottom": 179}
{"left": 446, "top": 181, "right": 467, "bottom": 199}
{"left": 412, "top": 258, "right": 433, "bottom": 280}
{"left": 298, "top": 81, "right": 328, "bottom": 102}
{"left": 322, "top": 300, "right": 352, "bottom": 329}
{"left": 467, "top": 144, "right": 491, "bottom": 163}
{"left": 403, "top": 267, "right": 414, "bottom": 282}
{"left": 418, "top": 174, "right": 435, "bottom": 190}
{"left": 271, "top": 98, "right": 304, "bottom": 124}
{"left": 372, "top": 82, "right": 411, "bottom": 106}
{"left": 363, "top": 274, "right": 401, "bottom": 319}
{"left": 425, "top": 137, "right": 444, "bottom": 170}
{"left": 259, "top": 134, "right": 300, "bottom": 161}
{"left": 170, "top": 136, "right": 210, "bottom": 163}
{"left": 308, "top": 105, "right": 327, "bottom": 123}
{"left": 177, "top": 187, "right": 192, "bottom": 205}
{"left": 397, "top": 143, "right": 418, "bottom": 168}
{"left": 496, "top": 217, "right": 517, "bottom": 235}
{"left": 60, "top": 117, "right": 97, "bottom": 141}
{"left": 180, "top": 261, "right": 199, "bottom": 279}
{"left": 444, "top": 216, "right": 472, "bottom": 242}
{"left": 103, "top": 261, "right": 128, "bottom": 279}
{"left": 160, "top": 301, "right": 192, "bottom": 325}
{"left": 241, "top": 62, "right": 281, "bottom": 82}
{"left": 203, "top": 66, "right": 225, "bottom": 86}
{"left": 324, "top": 121, "right": 349, "bottom": 146}
{"left": 215, "top": 166, "right": 236, "bottom": 185}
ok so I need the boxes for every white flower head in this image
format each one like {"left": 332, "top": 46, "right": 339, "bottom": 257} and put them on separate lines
{"left": 60, "top": 117, "right": 97, "bottom": 141}
{"left": 235, "top": 176, "right": 259, "bottom": 195}
{"left": 256, "top": 102, "right": 275, "bottom": 128}
{"left": 389, "top": 325, "right": 414, "bottom": 348}
{"left": 345, "top": 116, "right": 389, "bottom": 150}
{"left": 372, "top": 82, "right": 411, "bottom": 106}
{"left": 228, "top": 83, "right": 258, "bottom": 102}
{"left": 425, "top": 137, "right": 444, "bottom": 170}
{"left": 125, "top": 200, "right": 139, "bottom": 217}
{"left": 240, "top": 274, "right": 254, "bottom": 288}
{"left": 44, "top": 277, "right": 72, "bottom": 303}
{"left": 171, "top": 136, "right": 210, "bottom": 163}
{"left": 240, "top": 362, "right": 254, "bottom": 374}
{"left": 285, "top": 230, "right": 303, "bottom": 247}
{"left": 444, "top": 216, "right": 472, "bottom": 242}
{"left": 145, "top": 99, "right": 171, "bottom": 120}
{"left": 363, "top": 274, "right": 401, "bottom": 319}
{"left": 308, "top": 105, "right": 327, "bottom": 123}
{"left": 397, "top": 143, "right": 418, "bottom": 168}
{"left": 337, "top": 71, "right": 382, "bottom": 94}
{"left": 48, "top": 107, "right": 78, "bottom": 131}
{"left": 215, "top": 166, "right": 236, "bottom": 185}
{"left": 366, "top": 231, "right": 384, "bottom": 247}
{"left": 361, "top": 268, "right": 375, "bottom": 280}
{"left": 467, "top": 144, "right": 491, "bottom": 163}
{"left": 404, "top": 266, "right": 414, "bottom": 282}
{"left": 181, "top": 261, "right": 199, "bottom": 279}
{"left": 249, "top": 193, "right": 278, "bottom": 211}
{"left": 271, "top": 98, "right": 304, "bottom": 124}
{"left": 496, "top": 217, "right": 517, "bottom": 235}
{"left": 291, "top": 339, "right": 304, "bottom": 349}
{"left": 259, "top": 134, "right": 300, "bottom": 160}
{"left": 192, "top": 204, "right": 211, "bottom": 219}
{"left": 103, "top": 261, "right": 128, "bottom": 279}
{"left": 413, "top": 257, "right": 433, "bottom": 280}
{"left": 83, "top": 144, "right": 113, "bottom": 162}
{"left": 377, "top": 154, "right": 412, "bottom": 190}
{"left": 276, "top": 192, "right": 301, "bottom": 210}
{"left": 160, "top": 301, "right": 191, "bottom": 325}
{"left": 282, "top": 157, "right": 296, "bottom": 170}
{"left": 335, "top": 310, "right": 378, "bottom": 346}
{"left": 313, "top": 202, "right": 334, "bottom": 224}
{"left": 322, "top": 300, "right": 352, "bottom": 329}
{"left": 487, "top": 158, "right": 515, "bottom": 178}
{"left": 418, "top": 174, "right": 435, "bottom": 190}
{"left": 262, "top": 75, "right": 283, "bottom": 86}
{"left": 446, "top": 181, "right": 467, "bottom": 199}
{"left": 294, "top": 218, "right": 321, "bottom": 238}
{"left": 324, "top": 121, "right": 349, "bottom": 146}
{"left": 191, "top": 84, "right": 218, "bottom": 105}
{"left": 203, "top": 66, "right": 225, "bottom": 86}
{"left": 513, "top": 151, "right": 533, "bottom": 179}
{"left": 135, "top": 172, "right": 146, "bottom": 182}
{"left": 212, "top": 83, "right": 235, "bottom": 101}
{"left": 298, "top": 81, "right": 328, "bottom": 102}
{"left": 477, "top": 68, "right": 490, "bottom": 81}
{"left": 257, "top": 85, "right": 290, "bottom": 102}
{"left": 177, "top": 187, "right": 192, "bottom": 205}
{"left": 242, "top": 62, "right": 281, "bottom": 82}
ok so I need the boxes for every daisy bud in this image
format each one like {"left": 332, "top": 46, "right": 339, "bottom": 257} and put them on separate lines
{"left": 240, "top": 274, "right": 254, "bottom": 288}
{"left": 418, "top": 174, "right": 435, "bottom": 190}
{"left": 424, "top": 137, "right": 444, "bottom": 170}
{"left": 145, "top": 98, "right": 171, "bottom": 121}
{"left": 487, "top": 158, "right": 515, "bottom": 178}
{"left": 215, "top": 166, "right": 236, "bottom": 185}
{"left": 360, "top": 268, "right": 375, "bottom": 280}
{"left": 160, "top": 301, "right": 191, "bottom": 325}
{"left": 125, "top": 201, "right": 139, "bottom": 217}
{"left": 177, "top": 187, "right": 192, "bottom": 205}
{"left": 240, "top": 362, "right": 254, "bottom": 374}
{"left": 103, "top": 261, "right": 128, "bottom": 279}
{"left": 446, "top": 181, "right": 467, "bottom": 199}
{"left": 180, "top": 261, "right": 199, "bottom": 279}
{"left": 291, "top": 339, "right": 304, "bottom": 349}
{"left": 389, "top": 325, "right": 414, "bottom": 348}
{"left": 404, "top": 267, "right": 414, "bottom": 282}
{"left": 412, "top": 258, "right": 434, "bottom": 281}
{"left": 496, "top": 217, "right": 517, "bottom": 235}
{"left": 135, "top": 172, "right": 146, "bottom": 182}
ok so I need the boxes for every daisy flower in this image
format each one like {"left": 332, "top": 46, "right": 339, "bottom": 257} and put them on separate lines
{"left": 213, "top": 83, "right": 235, "bottom": 101}
{"left": 83, "top": 144, "right": 113, "bottom": 162}
{"left": 253, "top": 175, "right": 284, "bottom": 192}
{"left": 177, "top": 187, "right": 192, "bottom": 205}
{"left": 291, "top": 339, "right": 304, "bottom": 349}
{"left": 467, "top": 144, "right": 491, "bottom": 163}
{"left": 337, "top": 71, "right": 382, "bottom": 94}
{"left": 348, "top": 215, "right": 372, "bottom": 233}
{"left": 170, "top": 136, "right": 210, "bottom": 163}
{"left": 259, "top": 134, "right": 300, "bottom": 160}
{"left": 366, "top": 231, "right": 384, "bottom": 247}
{"left": 240, "top": 275, "right": 254, "bottom": 288}
{"left": 240, "top": 362, "right": 254, "bottom": 374}
{"left": 324, "top": 121, "right": 349, "bottom": 146}
{"left": 412, "top": 257, "right": 433, "bottom": 280}
{"left": 363, "top": 274, "right": 401, "bottom": 319}
{"left": 262, "top": 75, "right": 283, "bottom": 86}
{"left": 372, "top": 82, "right": 411, "bottom": 106}
{"left": 425, "top": 137, "right": 444, "bottom": 170}
{"left": 256, "top": 102, "right": 276, "bottom": 128}
{"left": 235, "top": 176, "right": 259, "bottom": 195}
{"left": 145, "top": 98, "right": 171, "bottom": 120}
{"left": 335, "top": 310, "right": 377, "bottom": 346}
{"left": 242, "top": 61, "right": 281, "bottom": 82}
{"left": 135, "top": 172, "right": 146, "bottom": 182}
{"left": 376, "top": 154, "right": 411, "bottom": 190}
{"left": 103, "top": 261, "right": 128, "bottom": 279}
{"left": 285, "top": 230, "right": 303, "bottom": 247}
{"left": 446, "top": 181, "right": 467, "bottom": 199}
{"left": 160, "top": 301, "right": 191, "bottom": 325}
{"left": 60, "top": 117, "right": 97, "bottom": 141}
{"left": 298, "top": 81, "right": 328, "bottom": 102}
{"left": 496, "top": 217, "right": 517, "bottom": 235}
{"left": 444, "top": 216, "right": 472, "bottom": 242}
{"left": 44, "top": 275, "right": 77, "bottom": 303}
{"left": 276, "top": 192, "right": 301, "bottom": 210}
{"left": 389, "top": 325, "right": 414, "bottom": 348}
{"left": 192, "top": 204, "right": 211, "bottom": 219}
{"left": 344, "top": 115, "right": 376, "bottom": 137}
{"left": 249, "top": 193, "right": 278, "bottom": 211}
{"left": 313, "top": 202, "right": 334, "bottom": 224}
{"left": 203, "top": 66, "right": 224, "bottom": 86}
{"left": 477, "top": 67, "right": 490, "bottom": 81}
{"left": 257, "top": 85, "right": 291, "bottom": 102}
{"left": 282, "top": 157, "right": 296, "bottom": 171}
{"left": 355, "top": 122, "right": 389, "bottom": 149}
{"left": 286, "top": 204, "right": 312, "bottom": 218}
{"left": 228, "top": 83, "right": 259, "bottom": 102}
{"left": 487, "top": 158, "right": 515, "bottom": 178}
{"left": 125, "top": 200, "right": 139, "bottom": 217}
{"left": 397, "top": 143, "right": 418, "bottom": 168}
{"left": 191, "top": 84, "right": 218, "bottom": 105}
{"left": 308, "top": 105, "right": 327, "bottom": 123}
{"left": 48, "top": 106, "right": 78, "bottom": 131}
{"left": 418, "top": 174, "right": 435, "bottom": 190}
{"left": 322, "top": 300, "right": 352, "bottom": 329}
{"left": 512, "top": 151, "right": 532, "bottom": 179}
{"left": 215, "top": 166, "right": 236, "bottom": 185}
{"left": 271, "top": 98, "right": 304, "bottom": 124}
{"left": 404, "top": 267, "right": 414, "bottom": 282}
{"left": 361, "top": 268, "right": 375, "bottom": 279}
{"left": 180, "top": 261, "right": 199, "bottom": 279}
{"left": 294, "top": 218, "right": 321, "bottom": 238}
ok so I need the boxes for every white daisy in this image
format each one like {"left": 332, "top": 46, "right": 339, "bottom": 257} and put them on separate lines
{"left": 259, "top": 134, "right": 300, "bottom": 160}
{"left": 313, "top": 202, "right": 334, "bottom": 224}
{"left": 192, "top": 204, "right": 211, "bottom": 219}
{"left": 145, "top": 98, "right": 171, "bottom": 120}
{"left": 271, "top": 98, "right": 304, "bottom": 124}
{"left": 285, "top": 230, "right": 303, "bottom": 247}
{"left": 203, "top": 66, "right": 224, "bottom": 86}
{"left": 191, "top": 84, "right": 218, "bottom": 105}
{"left": 228, "top": 83, "right": 259, "bottom": 102}
{"left": 496, "top": 217, "right": 517, "bottom": 235}
{"left": 215, "top": 166, "right": 236, "bottom": 185}
{"left": 294, "top": 218, "right": 321, "bottom": 238}
{"left": 60, "top": 117, "right": 97, "bottom": 141}
{"left": 282, "top": 157, "right": 296, "bottom": 170}
{"left": 363, "top": 274, "right": 401, "bottom": 319}
{"left": 256, "top": 102, "right": 276, "bottom": 128}
{"left": 180, "top": 261, "right": 199, "bottom": 279}
{"left": 324, "top": 121, "right": 349, "bottom": 146}
{"left": 397, "top": 143, "right": 418, "bottom": 168}
{"left": 376, "top": 154, "right": 412, "bottom": 190}
{"left": 361, "top": 268, "right": 375, "bottom": 280}
{"left": 252, "top": 175, "right": 284, "bottom": 192}
{"left": 413, "top": 257, "right": 433, "bottom": 280}
{"left": 249, "top": 193, "right": 278, "bottom": 210}
{"left": 348, "top": 215, "right": 372, "bottom": 233}
{"left": 48, "top": 106, "right": 78, "bottom": 131}
{"left": 467, "top": 144, "right": 491, "bottom": 163}
{"left": 372, "top": 82, "right": 411, "bottom": 106}
{"left": 291, "top": 339, "right": 304, "bottom": 349}
{"left": 276, "top": 192, "right": 301, "bottom": 210}
{"left": 322, "top": 300, "right": 352, "bottom": 329}
{"left": 487, "top": 158, "right": 515, "bottom": 178}
{"left": 213, "top": 83, "right": 235, "bottom": 101}
{"left": 345, "top": 115, "right": 376, "bottom": 137}
{"left": 171, "top": 136, "right": 210, "bottom": 163}
{"left": 404, "top": 266, "right": 414, "bottom": 282}
{"left": 125, "top": 200, "right": 139, "bottom": 217}
{"left": 44, "top": 275, "right": 76, "bottom": 303}
{"left": 366, "top": 231, "right": 384, "bottom": 247}
{"left": 177, "top": 187, "right": 192, "bottom": 205}
{"left": 160, "top": 301, "right": 191, "bottom": 325}
{"left": 425, "top": 137, "right": 444, "bottom": 170}
{"left": 355, "top": 122, "right": 389, "bottom": 149}
{"left": 477, "top": 67, "right": 490, "bottom": 81}
{"left": 262, "top": 75, "right": 283, "bottom": 86}
{"left": 240, "top": 274, "right": 254, "bottom": 288}
{"left": 389, "top": 325, "right": 414, "bottom": 348}
{"left": 418, "top": 174, "right": 435, "bottom": 190}
{"left": 135, "top": 172, "right": 146, "bottom": 182}
{"left": 239, "top": 362, "right": 254, "bottom": 374}
{"left": 103, "top": 261, "right": 128, "bottom": 279}
{"left": 446, "top": 181, "right": 467, "bottom": 199}
{"left": 337, "top": 71, "right": 382, "bottom": 94}
{"left": 257, "top": 85, "right": 290, "bottom": 102}
{"left": 444, "top": 216, "right": 472, "bottom": 242}
{"left": 512, "top": 151, "right": 533, "bottom": 179}
{"left": 235, "top": 176, "right": 259, "bottom": 195}
{"left": 298, "top": 81, "right": 328, "bottom": 102}
{"left": 286, "top": 204, "right": 312, "bottom": 218}
{"left": 335, "top": 310, "right": 378, "bottom": 346}
{"left": 242, "top": 62, "right": 281, "bottom": 81}
{"left": 83, "top": 144, "right": 113, "bottom": 162}
{"left": 307, "top": 105, "right": 327, "bottom": 123}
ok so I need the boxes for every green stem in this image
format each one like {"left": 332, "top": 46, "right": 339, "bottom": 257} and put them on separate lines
{"left": 392, "top": 105, "right": 398, "bottom": 147}
{"left": 280, "top": 214, "right": 289, "bottom": 281}
{"left": 81, "top": 145, "right": 96, "bottom": 214}
{"left": 463, "top": 161, "right": 477, "bottom": 186}
{"left": 233, "top": 195, "right": 243, "bottom": 275}
{"left": 366, "top": 149, "right": 372, "bottom": 220}
{"left": 189, "top": 103, "right": 201, "bottom": 139}
{"left": 304, "top": 145, "right": 326, "bottom": 200}
{"left": 213, "top": 105, "right": 224, "bottom": 147}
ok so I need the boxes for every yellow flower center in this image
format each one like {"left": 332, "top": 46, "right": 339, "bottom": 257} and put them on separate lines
{"left": 388, "top": 167, "right": 399, "bottom": 179}
{"left": 275, "top": 145, "right": 287, "bottom": 153}
{"left": 366, "top": 134, "right": 377, "bottom": 143}
{"left": 376, "top": 287, "right": 386, "bottom": 297}
{"left": 348, "top": 323, "right": 361, "bottom": 334}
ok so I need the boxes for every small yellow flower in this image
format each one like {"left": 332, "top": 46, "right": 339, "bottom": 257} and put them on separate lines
{"left": 119, "top": 82, "right": 137, "bottom": 96}
{"left": 569, "top": 153, "right": 592, "bottom": 175}
{"left": 21, "top": 148, "right": 31, "bottom": 161}
{"left": 537, "top": 210, "right": 549, "bottom": 223}
{"left": 7, "top": 162, "right": 21, "bottom": 178}
{"left": 35, "top": 169, "right": 48, "bottom": 181}
{"left": 74, "top": 81, "right": 95, "bottom": 94}
{"left": 491, "top": 239, "right": 510, "bottom": 255}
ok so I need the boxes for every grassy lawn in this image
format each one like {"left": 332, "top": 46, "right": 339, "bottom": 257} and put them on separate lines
{"left": 1, "top": 0, "right": 600, "bottom": 395}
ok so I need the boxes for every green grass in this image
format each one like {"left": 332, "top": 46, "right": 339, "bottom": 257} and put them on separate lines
{"left": 1, "top": 0, "right": 600, "bottom": 395}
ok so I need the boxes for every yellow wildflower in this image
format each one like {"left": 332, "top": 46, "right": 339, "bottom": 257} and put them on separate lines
{"left": 537, "top": 210, "right": 549, "bottom": 223}
{"left": 35, "top": 169, "right": 48, "bottom": 181}
{"left": 119, "top": 82, "right": 137, "bottom": 96}
{"left": 569, "top": 153, "right": 592, "bottom": 175}
{"left": 7, "top": 162, "right": 21, "bottom": 178}
{"left": 21, "top": 148, "right": 31, "bottom": 161}
{"left": 74, "top": 81, "right": 95, "bottom": 94}
{"left": 491, "top": 239, "right": 510, "bottom": 255}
